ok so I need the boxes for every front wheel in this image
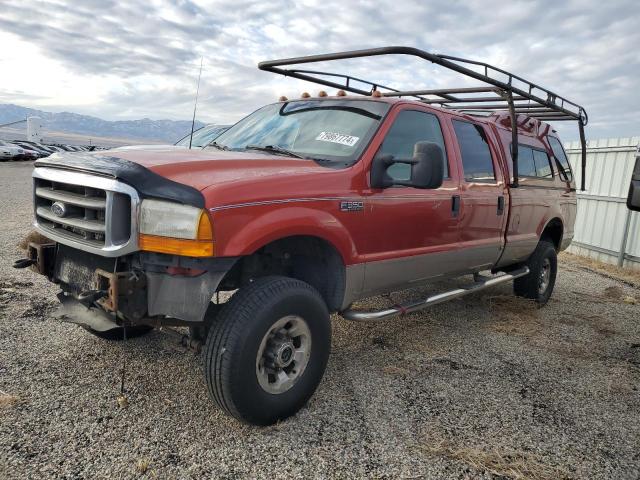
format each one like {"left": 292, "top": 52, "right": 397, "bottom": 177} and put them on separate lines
{"left": 203, "top": 276, "right": 331, "bottom": 425}
{"left": 514, "top": 239, "right": 557, "bottom": 305}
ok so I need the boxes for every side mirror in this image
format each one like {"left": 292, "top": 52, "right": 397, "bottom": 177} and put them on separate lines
{"left": 371, "top": 141, "right": 444, "bottom": 189}
{"left": 627, "top": 153, "right": 640, "bottom": 211}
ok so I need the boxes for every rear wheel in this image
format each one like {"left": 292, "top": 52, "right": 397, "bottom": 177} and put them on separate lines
{"left": 203, "top": 276, "right": 331, "bottom": 425}
{"left": 514, "top": 239, "right": 557, "bottom": 305}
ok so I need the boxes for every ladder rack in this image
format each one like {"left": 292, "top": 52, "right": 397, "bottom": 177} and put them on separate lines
{"left": 259, "top": 46, "right": 588, "bottom": 190}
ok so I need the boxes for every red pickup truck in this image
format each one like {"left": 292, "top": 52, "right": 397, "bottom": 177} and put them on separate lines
{"left": 17, "top": 47, "right": 590, "bottom": 425}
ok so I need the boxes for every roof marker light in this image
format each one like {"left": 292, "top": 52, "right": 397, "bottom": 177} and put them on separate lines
{"left": 372, "top": 90, "right": 382, "bottom": 98}
{"left": 301, "top": 92, "right": 311, "bottom": 98}
{"left": 279, "top": 95, "right": 288, "bottom": 101}
{"left": 318, "top": 90, "right": 327, "bottom": 97}
{"left": 336, "top": 90, "right": 347, "bottom": 97}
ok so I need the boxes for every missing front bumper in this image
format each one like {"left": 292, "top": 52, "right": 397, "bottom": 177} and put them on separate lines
{"left": 54, "top": 293, "right": 120, "bottom": 332}
{"left": 20, "top": 241, "right": 237, "bottom": 325}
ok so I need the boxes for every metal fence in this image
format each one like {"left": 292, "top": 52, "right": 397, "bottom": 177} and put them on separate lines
{"left": 565, "top": 136, "right": 639, "bottom": 270}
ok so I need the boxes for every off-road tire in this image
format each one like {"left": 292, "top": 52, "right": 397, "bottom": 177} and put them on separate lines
{"left": 514, "top": 239, "right": 557, "bottom": 305}
{"left": 82, "top": 325, "right": 154, "bottom": 340}
{"left": 203, "top": 276, "right": 331, "bottom": 425}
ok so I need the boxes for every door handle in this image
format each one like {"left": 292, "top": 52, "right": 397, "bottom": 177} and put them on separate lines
{"left": 451, "top": 195, "right": 460, "bottom": 218}
{"left": 497, "top": 195, "right": 505, "bottom": 215}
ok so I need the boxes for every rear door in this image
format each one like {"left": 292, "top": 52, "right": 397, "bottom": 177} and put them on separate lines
{"left": 451, "top": 119, "right": 508, "bottom": 271}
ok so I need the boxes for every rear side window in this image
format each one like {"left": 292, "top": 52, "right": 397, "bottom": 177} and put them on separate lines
{"left": 533, "top": 149, "right": 553, "bottom": 178}
{"left": 516, "top": 145, "right": 536, "bottom": 177}
{"left": 547, "top": 136, "right": 572, "bottom": 181}
{"left": 512, "top": 144, "right": 554, "bottom": 179}
{"left": 452, "top": 120, "right": 495, "bottom": 181}
{"left": 380, "top": 110, "right": 448, "bottom": 181}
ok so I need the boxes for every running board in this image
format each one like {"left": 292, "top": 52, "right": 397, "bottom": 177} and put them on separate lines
{"left": 340, "top": 267, "right": 530, "bottom": 322}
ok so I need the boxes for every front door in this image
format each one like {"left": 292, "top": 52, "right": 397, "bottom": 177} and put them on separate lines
{"left": 360, "top": 107, "right": 461, "bottom": 296}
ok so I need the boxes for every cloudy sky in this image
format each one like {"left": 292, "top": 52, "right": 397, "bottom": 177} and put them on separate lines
{"left": 0, "top": 0, "right": 638, "bottom": 140}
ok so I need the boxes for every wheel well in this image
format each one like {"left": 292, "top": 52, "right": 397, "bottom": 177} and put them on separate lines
{"left": 541, "top": 218, "right": 563, "bottom": 250}
{"left": 218, "top": 236, "right": 346, "bottom": 312}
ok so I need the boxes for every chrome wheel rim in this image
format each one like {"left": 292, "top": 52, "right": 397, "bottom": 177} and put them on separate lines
{"left": 256, "top": 315, "right": 311, "bottom": 394}
{"left": 538, "top": 258, "right": 551, "bottom": 295}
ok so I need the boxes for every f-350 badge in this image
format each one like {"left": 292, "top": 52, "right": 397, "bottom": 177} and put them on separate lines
{"left": 339, "top": 200, "right": 364, "bottom": 212}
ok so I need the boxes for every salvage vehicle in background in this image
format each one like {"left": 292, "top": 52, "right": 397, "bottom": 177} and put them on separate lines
{"left": 0, "top": 140, "right": 15, "bottom": 160}
{"left": 112, "top": 124, "right": 230, "bottom": 152}
{"left": 0, "top": 140, "right": 93, "bottom": 160}
{"left": 174, "top": 124, "right": 230, "bottom": 147}
{"left": 16, "top": 47, "right": 589, "bottom": 426}
{"left": 13, "top": 141, "right": 53, "bottom": 158}
{"left": 20, "top": 148, "right": 40, "bottom": 160}
{"left": 0, "top": 140, "right": 29, "bottom": 160}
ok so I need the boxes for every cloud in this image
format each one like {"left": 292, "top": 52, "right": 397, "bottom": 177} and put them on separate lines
{"left": 0, "top": 0, "right": 638, "bottom": 140}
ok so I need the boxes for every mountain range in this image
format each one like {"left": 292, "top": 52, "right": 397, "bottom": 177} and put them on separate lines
{"left": 0, "top": 104, "right": 205, "bottom": 143}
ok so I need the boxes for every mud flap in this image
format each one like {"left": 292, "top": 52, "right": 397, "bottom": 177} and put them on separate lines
{"left": 53, "top": 293, "right": 120, "bottom": 332}
{"left": 146, "top": 271, "right": 227, "bottom": 323}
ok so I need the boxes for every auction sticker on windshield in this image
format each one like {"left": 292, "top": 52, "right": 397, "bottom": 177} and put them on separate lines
{"left": 315, "top": 132, "right": 359, "bottom": 147}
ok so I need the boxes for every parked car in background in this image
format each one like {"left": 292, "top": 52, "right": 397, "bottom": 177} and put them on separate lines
{"left": 54, "top": 144, "right": 79, "bottom": 152}
{"left": 46, "top": 146, "right": 67, "bottom": 153}
{"left": 112, "top": 124, "right": 230, "bottom": 152}
{"left": 174, "top": 124, "right": 231, "bottom": 148}
{"left": 1, "top": 140, "right": 96, "bottom": 160}
{"left": 20, "top": 148, "right": 40, "bottom": 160}
{"left": 13, "top": 141, "right": 52, "bottom": 157}
{"left": 0, "top": 140, "right": 28, "bottom": 160}
{"left": 0, "top": 141, "right": 14, "bottom": 160}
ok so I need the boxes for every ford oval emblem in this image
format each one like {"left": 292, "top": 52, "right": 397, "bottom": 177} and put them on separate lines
{"left": 51, "top": 201, "right": 67, "bottom": 217}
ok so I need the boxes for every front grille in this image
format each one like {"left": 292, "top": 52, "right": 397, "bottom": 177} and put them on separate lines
{"left": 33, "top": 167, "right": 139, "bottom": 256}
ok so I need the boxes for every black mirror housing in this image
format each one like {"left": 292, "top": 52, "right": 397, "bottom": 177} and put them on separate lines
{"left": 371, "top": 141, "right": 444, "bottom": 189}
{"left": 409, "top": 142, "right": 445, "bottom": 189}
{"left": 370, "top": 154, "right": 395, "bottom": 189}
{"left": 627, "top": 154, "right": 640, "bottom": 212}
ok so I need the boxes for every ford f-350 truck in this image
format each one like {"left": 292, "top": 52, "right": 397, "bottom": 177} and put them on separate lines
{"left": 15, "top": 47, "right": 590, "bottom": 425}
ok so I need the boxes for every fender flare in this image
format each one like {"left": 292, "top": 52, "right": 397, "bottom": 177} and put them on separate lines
{"left": 538, "top": 216, "right": 564, "bottom": 248}
{"left": 215, "top": 206, "right": 357, "bottom": 263}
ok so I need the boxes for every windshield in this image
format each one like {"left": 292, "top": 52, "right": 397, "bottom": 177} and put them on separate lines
{"left": 176, "top": 125, "right": 230, "bottom": 147}
{"left": 211, "top": 100, "right": 389, "bottom": 166}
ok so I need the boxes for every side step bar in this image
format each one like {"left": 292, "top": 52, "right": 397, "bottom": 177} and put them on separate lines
{"left": 340, "top": 267, "right": 530, "bottom": 322}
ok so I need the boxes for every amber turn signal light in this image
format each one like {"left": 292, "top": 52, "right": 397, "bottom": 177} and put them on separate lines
{"left": 139, "top": 211, "right": 214, "bottom": 257}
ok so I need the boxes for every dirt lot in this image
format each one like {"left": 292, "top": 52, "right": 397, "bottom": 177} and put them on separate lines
{"left": 1, "top": 162, "right": 639, "bottom": 479}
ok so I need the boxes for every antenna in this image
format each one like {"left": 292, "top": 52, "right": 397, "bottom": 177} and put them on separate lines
{"left": 188, "top": 57, "right": 204, "bottom": 150}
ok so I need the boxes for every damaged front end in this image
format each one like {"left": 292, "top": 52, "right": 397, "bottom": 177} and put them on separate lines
{"left": 16, "top": 156, "right": 237, "bottom": 334}
{"left": 15, "top": 240, "right": 236, "bottom": 332}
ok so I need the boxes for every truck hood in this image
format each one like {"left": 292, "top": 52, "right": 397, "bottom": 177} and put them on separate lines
{"left": 35, "top": 149, "right": 335, "bottom": 208}
{"left": 101, "top": 148, "right": 326, "bottom": 191}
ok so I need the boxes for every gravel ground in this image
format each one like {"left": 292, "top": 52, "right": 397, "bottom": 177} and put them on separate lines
{"left": 1, "top": 162, "right": 639, "bottom": 479}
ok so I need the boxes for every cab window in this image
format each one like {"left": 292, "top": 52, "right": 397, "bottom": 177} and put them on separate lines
{"left": 516, "top": 145, "right": 536, "bottom": 177}
{"left": 533, "top": 149, "right": 553, "bottom": 178}
{"left": 512, "top": 144, "right": 554, "bottom": 179}
{"left": 379, "top": 110, "right": 448, "bottom": 181}
{"left": 547, "top": 136, "right": 573, "bottom": 181}
{"left": 453, "top": 120, "right": 495, "bottom": 181}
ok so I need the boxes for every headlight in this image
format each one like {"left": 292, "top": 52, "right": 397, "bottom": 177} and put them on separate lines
{"left": 138, "top": 199, "right": 214, "bottom": 257}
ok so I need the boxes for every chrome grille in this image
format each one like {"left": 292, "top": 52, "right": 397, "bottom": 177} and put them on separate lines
{"left": 33, "top": 167, "right": 139, "bottom": 257}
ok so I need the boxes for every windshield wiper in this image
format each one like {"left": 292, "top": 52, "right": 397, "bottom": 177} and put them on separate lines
{"left": 207, "top": 141, "right": 228, "bottom": 151}
{"left": 245, "top": 144, "right": 305, "bottom": 159}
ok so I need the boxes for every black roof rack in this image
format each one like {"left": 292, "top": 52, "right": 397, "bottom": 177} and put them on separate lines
{"left": 259, "top": 46, "right": 588, "bottom": 190}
